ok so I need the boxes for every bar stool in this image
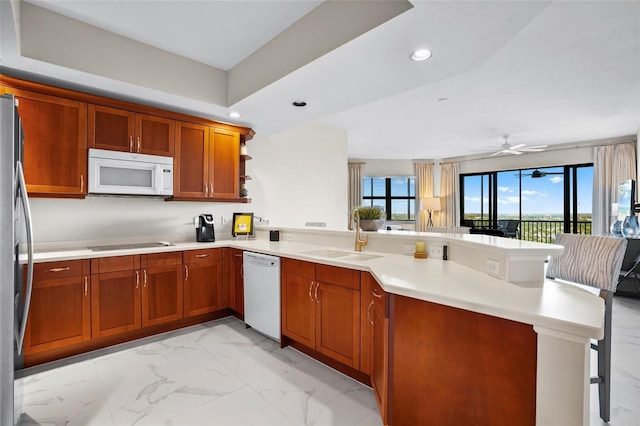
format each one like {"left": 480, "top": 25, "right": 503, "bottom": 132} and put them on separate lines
{"left": 546, "top": 233, "right": 627, "bottom": 422}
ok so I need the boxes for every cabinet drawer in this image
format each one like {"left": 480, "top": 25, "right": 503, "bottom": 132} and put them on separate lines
{"left": 316, "top": 264, "right": 360, "bottom": 290}
{"left": 34, "top": 259, "right": 88, "bottom": 281}
{"left": 281, "top": 258, "right": 315, "bottom": 279}
{"left": 91, "top": 255, "right": 140, "bottom": 274}
{"left": 142, "top": 252, "right": 182, "bottom": 268}
{"left": 185, "top": 249, "right": 221, "bottom": 264}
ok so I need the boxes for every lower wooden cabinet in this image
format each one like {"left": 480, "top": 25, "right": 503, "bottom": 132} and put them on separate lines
{"left": 370, "top": 279, "right": 389, "bottom": 424}
{"left": 24, "top": 260, "right": 91, "bottom": 354}
{"left": 141, "top": 252, "right": 183, "bottom": 327}
{"left": 91, "top": 256, "right": 142, "bottom": 338}
{"left": 183, "top": 249, "right": 223, "bottom": 317}
{"left": 91, "top": 253, "right": 183, "bottom": 338}
{"left": 281, "top": 259, "right": 361, "bottom": 369}
{"left": 229, "top": 248, "right": 244, "bottom": 314}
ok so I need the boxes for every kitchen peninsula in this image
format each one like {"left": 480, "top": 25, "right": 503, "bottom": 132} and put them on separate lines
{"left": 27, "top": 229, "right": 600, "bottom": 426}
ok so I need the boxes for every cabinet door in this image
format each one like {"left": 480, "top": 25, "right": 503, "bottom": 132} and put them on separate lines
{"left": 135, "top": 113, "right": 175, "bottom": 156}
{"left": 371, "top": 283, "right": 388, "bottom": 423}
{"left": 315, "top": 281, "right": 360, "bottom": 368}
{"left": 230, "top": 249, "right": 244, "bottom": 314}
{"left": 10, "top": 88, "right": 87, "bottom": 196}
{"left": 281, "top": 272, "right": 316, "bottom": 348}
{"left": 183, "top": 261, "right": 222, "bottom": 317}
{"left": 209, "top": 128, "right": 239, "bottom": 198}
{"left": 359, "top": 273, "right": 374, "bottom": 375}
{"left": 88, "top": 104, "right": 134, "bottom": 152}
{"left": 24, "top": 275, "right": 91, "bottom": 354}
{"left": 91, "top": 270, "right": 141, "bottom": 338}
{"left": 174, "top": 121, "right": 209, "bottom": 198}
{"left": 141, "top": 265, "right": 183, "bottom": 327}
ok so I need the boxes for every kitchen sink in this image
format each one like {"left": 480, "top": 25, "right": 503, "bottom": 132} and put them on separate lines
{"left": 302, "top": 249, "right": 382, "bottom": 262}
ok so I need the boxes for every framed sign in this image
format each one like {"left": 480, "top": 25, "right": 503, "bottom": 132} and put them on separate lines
{"left": 232, "top": 212, "right": 254, "bottom": 237}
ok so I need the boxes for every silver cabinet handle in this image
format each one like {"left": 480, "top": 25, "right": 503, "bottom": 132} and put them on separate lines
{"left": 209, "top": 183, "right": 213, "bottom": 196}
{"left": 195, "top": 254, "right": 209, "bottom": 258}
{"left": 184, "top": 264, "right": 189, "bottom": 281}
{"left": 136, "top": 136, "right": 141, "bottom": 153}
{"left": 135, "top": 270, "right": 139, "bottom": 289}
{"left": 204, "top": 182, "right": 209, "bottom": 197}
{"left": 367, "top": 300, "right": 374, "bottom": 325}
{"left": 240, "top": 264, "right": 244, "bottom": 280}
{"left": 308, "top": 281, "right": 314, "bottom": 302}
{"left": 84, "top": 276, "right": 88, "bottom": 296}
{"left": 143, "top": 269, "right": 147, "bottom": 287}
{"left": 80, "top": 174, "right": 84, "bottom": 193}
{"left": 129, "top": 136, "right": 134, "bottom": 152}
{"left": 46, "top": 267, "right": 71, "bottom": 273}
{"left": 315, "top": 282, "right": 320, "bottom": 303}
{"left": 372, "top": 288, "right": 382, "bottom": 299}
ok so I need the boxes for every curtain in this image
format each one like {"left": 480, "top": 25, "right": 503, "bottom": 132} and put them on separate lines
{"left": 440, "top": 162, "right": 459, "bottom": 227}
{"left": 348, "top": 162, "right": 364, "bottom": 220}
{"left": 415, "top": 163, "right": 434, "bottom": 231}
{"left": 593, "top": 142, "right": 637, "bottom": 235}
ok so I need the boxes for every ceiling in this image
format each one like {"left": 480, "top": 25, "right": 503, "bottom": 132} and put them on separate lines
{"left": 1, "top": 0, "right": 639, "bottom": 160}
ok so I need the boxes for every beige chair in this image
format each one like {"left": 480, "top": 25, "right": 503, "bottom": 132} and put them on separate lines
{"left": 546, "top": 233, "right": 627, "bottom": 422}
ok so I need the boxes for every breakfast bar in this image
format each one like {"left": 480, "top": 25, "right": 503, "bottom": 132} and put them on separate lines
{"left": 26, "top": 228, "right": 603, "bottom": 425}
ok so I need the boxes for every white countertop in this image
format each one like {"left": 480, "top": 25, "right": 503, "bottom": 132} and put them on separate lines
{"left": 29, "top": 236, "right": 604, "bottom": 341}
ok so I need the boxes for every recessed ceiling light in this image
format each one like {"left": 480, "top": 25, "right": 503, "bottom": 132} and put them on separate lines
{"left": 292, "top": 101, "right": 307, "bottom": 107}
{"left": 228, "top": 111, "right": 241, "bottom": 119}
{"left": 410, "top": 49, "right": 432, "bottom": 62}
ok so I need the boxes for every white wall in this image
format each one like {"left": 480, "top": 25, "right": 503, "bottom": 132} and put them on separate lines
{"left": 30, "top": 123, "right": 349, "bottom": 243}
{"left": 247, "top": 123, "right": 349, "bottom": 230}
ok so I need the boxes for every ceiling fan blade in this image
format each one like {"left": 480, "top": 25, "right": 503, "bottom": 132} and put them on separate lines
{"left": 506, "top": 150, "right": 523, "bottom": 155}
{"left": 509, "top": 144, "right": 526, "bottom": 150}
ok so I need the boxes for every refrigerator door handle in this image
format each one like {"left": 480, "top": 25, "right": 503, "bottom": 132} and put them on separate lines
{"left": 14, "top": 161, "right": 33, "bottom": 355}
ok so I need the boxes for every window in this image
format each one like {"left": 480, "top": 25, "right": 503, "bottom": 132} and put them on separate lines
{"left": 460, "top": 164, "right": 593, "bottom": 242}
{"left": 362, "top": 177, "right": 416, "bottom": 221}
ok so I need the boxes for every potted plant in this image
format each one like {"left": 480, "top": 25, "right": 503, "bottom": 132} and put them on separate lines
{"left": 357, "top": 206, "right": 386, "bottom": 231}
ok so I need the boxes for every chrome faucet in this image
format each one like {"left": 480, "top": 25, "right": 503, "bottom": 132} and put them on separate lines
{"left": 348, "top": 208, "right": 368, "bottom": 252}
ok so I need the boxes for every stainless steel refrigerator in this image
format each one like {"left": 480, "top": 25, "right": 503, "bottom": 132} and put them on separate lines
{"left": 1, "top": 94, "right": 34, "bottom": 425}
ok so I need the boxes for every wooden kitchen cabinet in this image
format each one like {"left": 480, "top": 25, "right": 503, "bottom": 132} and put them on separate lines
{"left": 183, "top": 249, "right": 223, "bottom": 317}
{"left": 173, "top": 122, "right": 240, "bottom": 200}
{"left": 229, "top": 248, "right": 244, "bottom": 315}
{"left": 90, "top": 255, "right": 142, "bottom": 338}
{"left": 359, "top": 272, "right": 374, "bottom": 375}
{"left": 88, "top": 104, "right": 175, "bottom": 156}
{"left": 24, "top": 260, "right": 91, "bottom": 354}
{"left": 140, "top": 252, "right": 183, "bottom": 327}
{"left": 281, "top": 259, "right": 361, "bottom": 369}
{"left": 370, "top": 279, "right": 389, "bottom": 424}
{"left": 4, "top": 87, "right": 87, "bottom": 197}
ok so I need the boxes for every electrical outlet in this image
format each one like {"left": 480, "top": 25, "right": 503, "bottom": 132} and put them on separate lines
{"left": 403, "top": 244, "right": 414, "bottom": 255}
{"left": 285, "top": 234, "right": 295, "bottom": 242}
{"left": 486, "top": 259, "right": 500, "bottom": 276}
{"left": 429, "top": 246, "right": 443, "bottom": 258}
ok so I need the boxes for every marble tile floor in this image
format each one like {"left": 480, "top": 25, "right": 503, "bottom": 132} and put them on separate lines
{"left": 16, "top": 295, "right": 640, "bottom": 426}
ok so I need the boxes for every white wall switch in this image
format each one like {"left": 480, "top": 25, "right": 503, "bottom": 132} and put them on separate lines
{"left": 285, "top": 234, "right": 295, "bottom": 242}
{"left": 486, "top": 259, "right": 500, "bottom": 277}
{"left": 403, "top": 244, "right": 414, "bottom": 255}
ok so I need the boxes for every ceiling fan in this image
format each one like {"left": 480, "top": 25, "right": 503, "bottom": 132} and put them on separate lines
{"left": 490, "top": 135, "right": 548, "bottom": 156}
{"left": 520, "top": 169, "right": 564, "bottom": 178}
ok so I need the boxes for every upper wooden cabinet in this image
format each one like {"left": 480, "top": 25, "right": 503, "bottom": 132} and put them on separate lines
{"left": 173, "top": 122, "right": 240, "bottom": 200}
{"left": 3, "top": 87, "right": 87, "bottom": 198}
{"left": 88, "top": 104, "right": 175, "bottom": 157}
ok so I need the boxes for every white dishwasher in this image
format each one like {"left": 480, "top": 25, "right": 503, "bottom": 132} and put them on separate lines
{"left": 243, "top": 252, "right": 281, "bottom": 341}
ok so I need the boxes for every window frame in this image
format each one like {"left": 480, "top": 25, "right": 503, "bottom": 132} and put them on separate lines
{"left": 362, "top": 176, "right": 416, "bottom": 221}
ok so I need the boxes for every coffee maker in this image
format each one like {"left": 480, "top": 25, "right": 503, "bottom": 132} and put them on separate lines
{"left": 196, "top": 214, "right": 215, "bottom": 242}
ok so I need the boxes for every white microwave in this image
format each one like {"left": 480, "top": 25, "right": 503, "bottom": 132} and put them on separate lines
{"left": 88, "top": 148, "right": 173, "bottom": 196}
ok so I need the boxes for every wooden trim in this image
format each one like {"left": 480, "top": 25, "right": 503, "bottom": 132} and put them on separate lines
{"left": 1, "top": 75, "right": 254, "bottom": 139}
{"left": 166, "top": 196, "right": 251, "bottom": 203}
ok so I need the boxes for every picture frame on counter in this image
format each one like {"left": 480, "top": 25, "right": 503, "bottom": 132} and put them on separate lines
{"left": 232, "top": 212, "right": 254, "bottom": 237}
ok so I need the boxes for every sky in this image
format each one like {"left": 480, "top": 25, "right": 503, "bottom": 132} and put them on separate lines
{"left": 463, "top": 166, "right": 593, "bottom": 216}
